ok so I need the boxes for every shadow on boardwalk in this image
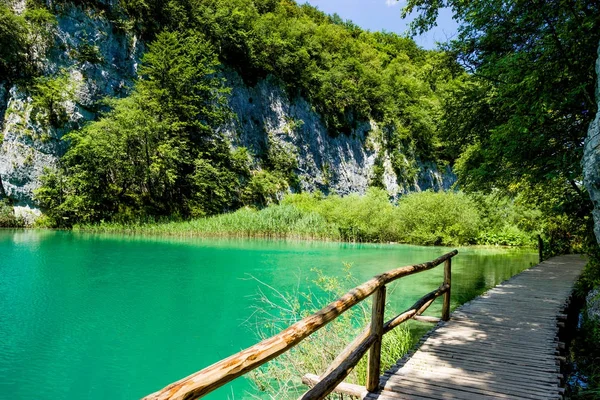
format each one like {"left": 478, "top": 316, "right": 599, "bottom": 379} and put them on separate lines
{"left": 367, "top": 255, "right": 586, "bottom": 400}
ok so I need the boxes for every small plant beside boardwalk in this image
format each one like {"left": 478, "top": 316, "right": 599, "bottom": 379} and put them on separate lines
{"left": 246, "top": 265, "right": 415, "bottom": 399}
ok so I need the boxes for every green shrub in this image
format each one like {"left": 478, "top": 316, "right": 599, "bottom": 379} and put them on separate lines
{"left": 477, "top": 225, "right": 531, "bottom": 247}
{"left": 30, "top": 71, "right": 76, "bottom": 128}
{"left": 78, "top": 189, "right": 543, "bottom": 246}
{"left": 396, "top": 191, "right": 480, "bottom": 245}
{"left": 241, "top": 170, "right": 288, "bottom": 208}
{"left": 282, "top": 189, "right": 401, "bottom": 242}
{"left": 75, "top": 42, "right": 103, "bottom": 64}
{"left": 0, "top": 199, "right": 24, "bottom": 227}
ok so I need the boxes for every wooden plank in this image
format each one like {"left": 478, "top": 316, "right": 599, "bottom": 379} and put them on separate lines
{"left": 376, "top": 255, "right": 586, "bottom": 400}
{"left": 299, "top": 334, "right": 376, "bottom": 399}
{"left": 384, "top": 368, "right": 561, "bottom": 395}
{"left": 381, "top": 376, "right": 548, "bottom": 400}
{"left": 383, "top": 375, "right": 559, "bottom": 400}
{"left": 412, "top": 315, "right": 441, "bottom": 323}
{"left": 429, "top": 326, "right": 559, "bottom": 343}
{"left": 422, "top": 330, "right": 560, "bottom": 349}
{"left": 301, "top": 374, "right": 367, "bottom": 398}
{"left": 383, "top": 284, "right": 449, "bottom": 333}
{"left": 416, "top": 342, "right": 561, "bottom": 364}
{"left": 385, "top": 366, "right": 561, "bottom": 391}
{"left": 399, "top": 355, "right": 560, "bottom": 383}
{"left": 365, "top": 390, "right": 437, "bottom": 400}
{"left": 396, "top": 362, "right": 559, "bottom": 386}
{"left": 406, "top": 350, "right": 560, "bottom": 378}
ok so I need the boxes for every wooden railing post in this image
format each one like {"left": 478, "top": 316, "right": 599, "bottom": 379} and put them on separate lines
{"left": 441, "top": 258, "right": 451, "bottom": 321}
{"left": 538, "top": 234, "right": 543, "bottom": 263}
{"left": 366, "top": 285, "right": 386, "bottom": 392}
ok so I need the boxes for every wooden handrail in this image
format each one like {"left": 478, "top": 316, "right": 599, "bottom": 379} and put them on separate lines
{"left": 143, "top": 250, "right": 458, "bottom": 400}
{"left": 301, "top": 282, "right": 450, "bottom": 399}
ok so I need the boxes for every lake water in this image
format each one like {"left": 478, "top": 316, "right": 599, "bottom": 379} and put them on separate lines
{"left": 0, "top": 230, "right": 537, "bottom": 399}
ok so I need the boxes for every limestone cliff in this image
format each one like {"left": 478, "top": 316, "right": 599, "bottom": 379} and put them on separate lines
{"left": 584, "top": 41, "right": 600, "bottom": 244}
{"left": 0, "top": 3, "right": 454, "bottom": 220}
{"left": 0, "top": 3, "right": 143, "bottom": 221}
{"left": 223, "top": 71, "right": 454, "bottom": 198}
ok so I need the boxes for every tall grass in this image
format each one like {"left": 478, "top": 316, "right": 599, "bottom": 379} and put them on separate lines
{"left": 77, "top": 205, "right": 341, "bottom": 240}
{"left": 246, "top": 266, "right": 415, "bottom": 399}
{"left": 77, "top": 189, "right": 540, "bottom": 246}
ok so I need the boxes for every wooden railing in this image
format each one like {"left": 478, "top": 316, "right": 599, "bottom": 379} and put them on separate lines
{"left": 143, "top": 250, "right": 458, "bottom": 400}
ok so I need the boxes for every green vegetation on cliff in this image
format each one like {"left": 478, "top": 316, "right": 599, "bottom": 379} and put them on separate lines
{"left": 0, "top": 1, "right": 56, "bottom": 83}
{"left": 29, "top": 0, "right": 464, "bottom": 226}
{"left": 36, "top": 31, "right": 244, "bottom": 223}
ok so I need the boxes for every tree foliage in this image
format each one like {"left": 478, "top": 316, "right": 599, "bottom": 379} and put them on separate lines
{"left": 0, "top": 4, "right": 29, "bottom": 82}
{"left": 401, "top": 0, "right": 600, "bottom": 253}
{"left": 36, "top": 31, "right": 246, "bottom": 225}
{"left": 404, "top": 0, "right": 599, "bottom": 195}
{"left": 0, "top": 1, "right": 56, "bottom": 83}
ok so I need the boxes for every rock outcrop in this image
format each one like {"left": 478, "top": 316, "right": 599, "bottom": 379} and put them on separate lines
{"left": 584, "top": 40, "right": 600, "bottom": 244}
{"left": 224, "top": 71, "right": 454, "bottom": 198}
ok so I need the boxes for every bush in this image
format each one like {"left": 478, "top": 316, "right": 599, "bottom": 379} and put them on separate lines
{"left": 282, "top": 189, "right": 401, "bottom": 242}
{"left": 0, "top": 199, "right": 25, "bottom": 227}
{"left": 477, "top": 225, "right": 532, "bottom": 247}
{"left": 30, "top": 71, "right": 76, "bottom": 128}
{"left": 395, "top": 191, "right": 481, "bottom": 245}
{"left": 242, "top": 170, "right": 288, "bottom": 208}
{"left": 78, "top": 189, "right": 543, "bottom": 246}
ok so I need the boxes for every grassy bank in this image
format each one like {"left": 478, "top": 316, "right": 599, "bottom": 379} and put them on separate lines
{"left": 76, "top": 189, "right": 542, "bottom": 246}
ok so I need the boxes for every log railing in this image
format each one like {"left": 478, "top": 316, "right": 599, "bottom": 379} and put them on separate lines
{"left": 143, "top": 250, "right": 457, "bottom": 400}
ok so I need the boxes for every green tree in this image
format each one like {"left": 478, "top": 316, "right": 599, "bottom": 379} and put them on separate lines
{"left": 31, "top": 71, "right": 76, "bottom": 127}
{"left": 0, "top": 4, "right": 29, "bottom": 82}
{"left": 36, "top": 31, "right": 240, "bottom": 224}
{"left": 403, "top": 0, "right": 599, "bottom": 198}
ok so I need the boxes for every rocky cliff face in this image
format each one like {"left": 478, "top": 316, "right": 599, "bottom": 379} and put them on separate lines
{"left": 0, "top": 3, "right": 143, "bottom": 221}
{"left": 224, "top": 71, "right": 454, "bottom": 198}
{"left": 0, "top": 3, "right": 454, "bottom": 220}
{"left": 583, "top": 41, "right": 600, "bottom": 244}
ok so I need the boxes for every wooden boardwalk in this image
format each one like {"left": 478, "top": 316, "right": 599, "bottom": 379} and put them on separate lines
{"left": 368, "top": 254, "right": 586, "bottom": 400}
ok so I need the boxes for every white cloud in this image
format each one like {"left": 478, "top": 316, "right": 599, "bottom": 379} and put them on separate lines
{"left": 385, "top": 0, "right": 399, "bottom": 7}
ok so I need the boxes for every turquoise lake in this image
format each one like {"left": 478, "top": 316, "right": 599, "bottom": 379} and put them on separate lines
{"left": 0, "top": 230, "right": 538, "bottom": 399}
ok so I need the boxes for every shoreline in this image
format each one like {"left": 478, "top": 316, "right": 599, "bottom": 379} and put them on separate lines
{"left": 0, "top": 226, "right": 537, "bottom": 251}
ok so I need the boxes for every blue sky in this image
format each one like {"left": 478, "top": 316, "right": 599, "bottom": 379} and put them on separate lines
{"left": 302, "top": 0, "right": 459, "bottom": 49}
